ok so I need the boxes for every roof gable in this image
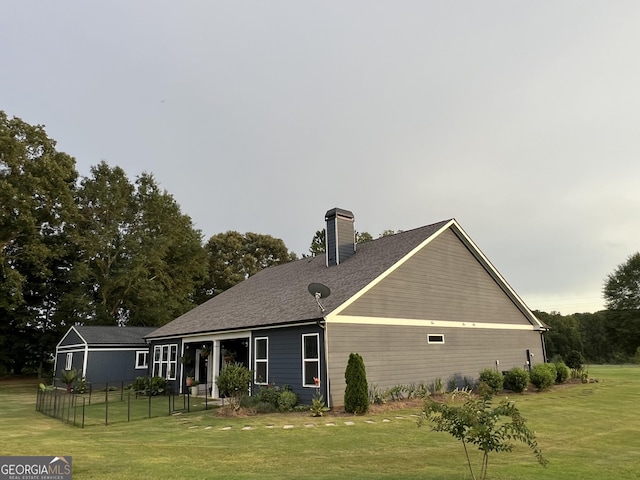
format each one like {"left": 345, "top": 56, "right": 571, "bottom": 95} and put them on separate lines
{"left": 146, "top": 220, "right": 451, "bottom": 339}
{"left": 146, "top": 218, "right": 543, "bottom": 339}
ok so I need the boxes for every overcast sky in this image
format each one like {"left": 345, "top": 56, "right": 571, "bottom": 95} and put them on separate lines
{"left": 3, "top": 1, "right": 639, "bottom": 314}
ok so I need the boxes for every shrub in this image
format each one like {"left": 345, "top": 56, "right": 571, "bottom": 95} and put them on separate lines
{"left": 278, "top": 390, "right": 298, "bottom": 411}
{"left": 216, "top": 362, "right": 253, "bottom": 411}
{"left": 344, "top": 353, "right": 369, "bottom": 414}
{"left": 553, "top": 361, "right": 570, "bottom": 384}
{"left": 530, "top": 363, "right": 556, "bottom": 391}
{"left": 565, "top": 350, "right": 584, "bottom": 373}
{"left": 503, "top": 367, "right": 529, "bottom": 393}
{"left": 255, "top": 385, "right": 281, "bottom": 408}
{"left": 478, "top": 368, "right": 503, "bottom": 394}
{"left": 128, "top": 376, "right": 167, "bottom": 395}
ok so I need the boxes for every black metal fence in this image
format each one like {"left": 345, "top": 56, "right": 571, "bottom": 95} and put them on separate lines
{"left": 36, "top": 380, "right": 218, "bottom": 428}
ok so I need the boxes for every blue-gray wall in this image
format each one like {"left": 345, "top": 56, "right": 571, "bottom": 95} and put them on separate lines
{"left": 256, "top": 324, "right": 326, "bottom": 405}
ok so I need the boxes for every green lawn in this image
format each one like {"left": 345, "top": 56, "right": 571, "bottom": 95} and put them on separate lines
{"left": 1, "top": 365, "right": 639, "bottom": 479}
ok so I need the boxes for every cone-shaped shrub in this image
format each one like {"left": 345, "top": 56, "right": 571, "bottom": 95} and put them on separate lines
{"left": 344, "top": 353, "right": 369, "bottom": 414}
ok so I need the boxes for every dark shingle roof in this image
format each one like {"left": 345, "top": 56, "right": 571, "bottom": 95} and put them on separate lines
{"left": 75, "top": 326, "right": 156, "bottom": 345}
{"left": 146, "top": 220, "right": 450, "bottom": 339}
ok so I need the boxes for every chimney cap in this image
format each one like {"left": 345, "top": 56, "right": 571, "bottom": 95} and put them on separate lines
{"left": 325, "top": 208, "right": 354, "bottom": 220}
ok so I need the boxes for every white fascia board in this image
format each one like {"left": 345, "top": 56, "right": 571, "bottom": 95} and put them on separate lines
{"left": 326, "top": 220, "right": 454, "bottom": 320}
{"left": 447, "top": 220, "right": 546, "bottom": 329}
{"left": 327, "top": 315, "right": 539, "bottom": 331}
{"left": 55, "top": 326, "right": 86, "bottom": 349}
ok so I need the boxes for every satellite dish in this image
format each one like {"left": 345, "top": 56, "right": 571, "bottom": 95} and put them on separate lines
{"left": 308, "top": 283, "right": 331, "bottom": 299}
{"left": 308, "top": 283, "right": 330, "bottom": 313}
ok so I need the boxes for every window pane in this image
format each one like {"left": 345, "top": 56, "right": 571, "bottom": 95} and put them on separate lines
{"left": 304, "top": 361, "right": 318, "bottom": 385}
{"left": 304, "top": 335, "right": 318, "bottom": 359}
{"left": 255, "top": 363, "right": 267, "bottom": 383}
{"left": 256, "top": 338, "right": 267, "bottom": 360}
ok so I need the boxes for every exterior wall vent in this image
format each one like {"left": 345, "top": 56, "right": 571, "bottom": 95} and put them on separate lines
{"left": 325, "top": 208, "right": 355, "bottom": 267}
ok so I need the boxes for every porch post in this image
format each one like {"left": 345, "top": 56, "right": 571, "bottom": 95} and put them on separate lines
{"left": 211, "top": 340, "right": 221, "bottom": 398}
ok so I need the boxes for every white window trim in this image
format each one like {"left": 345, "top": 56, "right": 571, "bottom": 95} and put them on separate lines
{"left": 302, "top": 333, "right": 320, "bottom": 388}
{"left": 427, "top": 334, "right": 445, "bottom": 344}
{"left": 152, "top": 344, "right": 178, "bottom": 380}
{"left": 135, "top": 350, "right": 149, "bottom": 369}
{"left": 254, "top": 337, "right": 268, "bottom": 385}
{"left": 65, "top": 352, "right": 73, "bottom": 370}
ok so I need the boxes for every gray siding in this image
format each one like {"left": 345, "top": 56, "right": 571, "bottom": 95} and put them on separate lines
{"left": 326, "top": 323, "right": 544, "bottom": 406}
{"left": 256, "top": 324, "right": 326, "bottom": 405}
{"left": 341, "top": 228, "right": 532, "bottom": 325}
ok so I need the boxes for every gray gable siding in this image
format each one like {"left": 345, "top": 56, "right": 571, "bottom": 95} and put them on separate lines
{"left": 256, "top": 324, "right": 326, "bottom": 405}
{"left": 340, "top": 228, "right": 533, "bottom": 325}
{"left": 326, "top": 323, "right": 544, "bottom": 407}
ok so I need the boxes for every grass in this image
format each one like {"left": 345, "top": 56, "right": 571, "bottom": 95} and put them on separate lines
{"left": 1, "top": 365, "right": 639, "bottom": 479}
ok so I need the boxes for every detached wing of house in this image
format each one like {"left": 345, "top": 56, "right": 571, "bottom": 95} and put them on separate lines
{"left": 55, "top": 326, "right": 155, "bottom": 386}
{"left": 146, "top": 209, "right": 546, "bottom": 407}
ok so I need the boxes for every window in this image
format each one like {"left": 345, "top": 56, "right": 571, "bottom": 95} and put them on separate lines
{"left": 302, "top": 333, "right": 320, "bottom": 387}
{"left": 254, "top": 337, "right": 268, "bottom": 385}
{"left": 136, "top": 350, "right": 149, "bottom": 369}
{"left": 427, "top": 334, "right": 445, "bottom": 344}
{"left": 152, "top": 344, "right": 177, "bottom": 379}
{"left": 65, "top": 352, "right": 73, "bottom": 370}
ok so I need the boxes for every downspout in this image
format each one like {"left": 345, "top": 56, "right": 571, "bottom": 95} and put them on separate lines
{"left": 319, "top": 318, "right": 330, "bottom": 408}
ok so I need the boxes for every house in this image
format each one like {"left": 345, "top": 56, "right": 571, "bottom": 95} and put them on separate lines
{"left": 145, "top": 208, "right": 547, "bottom": 407}
{"left": 54, "top": 326, "right": 156, "bottom": 386}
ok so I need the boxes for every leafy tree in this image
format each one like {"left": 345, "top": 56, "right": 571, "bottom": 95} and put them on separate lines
{"left": 344, "top": 352, "right": 369, "bottom": 414}
{"left": 535, "top": 311, "right": 583, "bottom": 360}
{"left": 604, "top": 253, "right": 640, "bottom": 310}
{"left": 308, "top": 229, "right": 325, "bottom": 257}
{"left": 420, "top": 390, "right": 547, "bottom": 480}
{"left": 565, "top": 350, "right": 584, "bottom": 372}
{"left": 0, "top": 111, "right": 79, "bottom": 373}
{"left": 74, "top": 162, "right": 207, "bottom": 326}
{"left": 307, "top": 229, "right": 376, "bottom": 256}
{"left": 356, "top": 231, "right": 373, "bottom": 243}
{"left": 201, "top": 231, "right": 297, "bottom": 299}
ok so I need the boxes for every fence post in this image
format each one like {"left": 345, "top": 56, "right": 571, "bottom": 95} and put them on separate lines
{"left": 82, "top": 397, "right": 85, "bottom": 429}
{"left": 105, "top": 383, "right": 109, "bottom": 426}
{"left": 127, "top": 390, "right": 131, "bottom": 422}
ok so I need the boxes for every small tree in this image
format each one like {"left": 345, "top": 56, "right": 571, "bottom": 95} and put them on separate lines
{"left": 565, "top": 350, "right": 585, "bottom": 378}
{"left": 216, "top": 362, "right": 252, "bottom": 411}
{"left": 419, "top": 390, "right": 547, "bottom": 480}
{"left": 344, "top": 353, "right": 369, "bottom": 414}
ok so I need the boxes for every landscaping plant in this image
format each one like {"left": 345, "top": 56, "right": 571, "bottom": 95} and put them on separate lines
{"left": 503, "top": 367, "right": 529, "bottom": 393}
{"left": 216, "top": 362, "right": 252, "bottom": 411}
{"left": 419, "top": 390, "right": 547, "bottom": 480}
{"left": 344, "top": 353, "right": 369, "bottom": 414}
{"left": 478, "top": 368, "right": 503, "bottom": 394}
{"left": 530, "top": 363, "right": 556, "bottom": 391}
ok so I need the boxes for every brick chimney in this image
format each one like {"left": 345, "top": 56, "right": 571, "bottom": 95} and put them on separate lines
{"left": 325, "top": 208, "right": 355, "bottom": 266}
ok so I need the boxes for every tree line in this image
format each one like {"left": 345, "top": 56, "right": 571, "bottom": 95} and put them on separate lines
{"left": 0, "top": 111, "right": 297, "bottom": 374}
{"left": 540, "top": 253, "right": 640, "bottom": 364}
